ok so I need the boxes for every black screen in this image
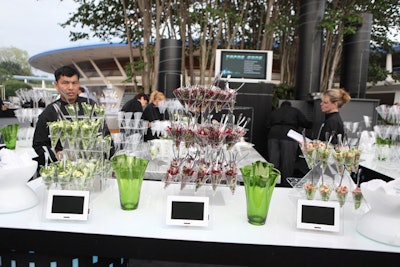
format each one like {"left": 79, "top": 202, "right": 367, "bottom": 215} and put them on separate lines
{"left": 220, "top": 51, "right": 267, "bottom": 80}
{"left": 302, "top": 205, "right": 334, "bottom": 226}
{"left": 171, "top": 201, "right": 204, "bottom": 220}
{"left": 51, "top": 196, "right": 85, "bottom": 214}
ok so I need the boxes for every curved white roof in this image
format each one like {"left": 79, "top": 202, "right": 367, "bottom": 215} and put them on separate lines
{"left": 29, "top": 43, "right": 140, "bottom": 87}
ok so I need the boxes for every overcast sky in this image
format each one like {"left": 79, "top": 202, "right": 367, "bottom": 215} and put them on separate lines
{"left": 0, "top": 0, "right": 107, "bottom": 75}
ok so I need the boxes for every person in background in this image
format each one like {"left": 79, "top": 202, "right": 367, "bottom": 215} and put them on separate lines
{"left": 121, "top": 92, "right": 149, "bottom": 118}
{"left": 319, "top": 88, "right": 351, "bottom": 144}
{"left": 32, "top": 66, "right": 102, "bottom": 171}
{"left": 0, "top": 98, "right": 8, "bottom": 118}
{"left": 0, "top": 98, "right": 7, "bottom": 112}
{"left": 79, "top": 85, "right": 97, "bottom": 102}
{"left": 267, "top": 100, "right": 312, "bottom": 186}
{"left": 142, "top": 90, "right": 166, "bottom": 141}
{"left": 78, "top": 86, "right": 88, "bottom": 98}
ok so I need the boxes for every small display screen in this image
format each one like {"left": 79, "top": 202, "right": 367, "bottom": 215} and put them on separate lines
{"left": 171, "top": 201, "right": 204, "bottom": 220}
{"left": 220, "top": 51, "right": 268, "bottom": 80}
{"left": 51, "top": 195, "right": 85, "bottom": 214}
{"left": 301, "top": 205, "right": 334, "bottom": 226}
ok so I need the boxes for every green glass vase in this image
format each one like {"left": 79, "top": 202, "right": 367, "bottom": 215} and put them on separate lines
{"left": 1, "top": 124, "right": 19, "bottom": 150}
{"left": 240, "top": 161, "right": 280, "bottom": 226}
{"left": 111, "top": 154, "right": 149, "bottom": 210}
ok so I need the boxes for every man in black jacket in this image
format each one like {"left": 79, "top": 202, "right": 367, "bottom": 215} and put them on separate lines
{"left": 32, "top": 66, "right": 98, "bottom": 170}
{"left": 267, "top": 101, "right": 312, "bottom": 186}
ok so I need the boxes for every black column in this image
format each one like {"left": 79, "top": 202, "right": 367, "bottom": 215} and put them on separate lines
{"left": 340, "top": 13, "right": 373, "bottom": 99}
{"left": 295, "top": 0, "right": 325, "bottom": 100}
{"left": 157, "top": 39, "right": 182, "bottom": 98}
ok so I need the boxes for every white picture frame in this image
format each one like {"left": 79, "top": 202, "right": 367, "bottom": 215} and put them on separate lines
{"left": 215, "top": 49, "right": 273, "bottom": 83}
{"left": 166, "top": 195, "right": 209, "bottom": 227}
{"left": 46, "top": 189, "right": 90, "bottom": 221}
{"left": 296, "top": 199, "right": 340, "bottom": 232}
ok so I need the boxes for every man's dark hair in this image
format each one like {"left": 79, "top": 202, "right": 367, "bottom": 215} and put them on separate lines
{"left": 135, "top": 93, "right": 149, "bottom": 102}
{"left": 280, "top": 100, "right": 292, "bottom": 107}
{"left": 54, "top": 66, "right": 80, "bottom": 81}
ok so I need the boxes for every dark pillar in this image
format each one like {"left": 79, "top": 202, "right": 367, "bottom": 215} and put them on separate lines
{"left": 157, "top": 39, "right": 182, "bottom": 98}
{"left": 340, "top": 13, "right": 373, "bottom": 99}
{"left": 295, "top": 0, "right": 325, "bottom": 100}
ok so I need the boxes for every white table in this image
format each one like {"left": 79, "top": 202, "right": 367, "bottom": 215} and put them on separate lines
{"left": 0, "top": 178, "right": 399, "bottom": 266}
{"left": 360, "top": 152, "right": 398, "bottom": 180}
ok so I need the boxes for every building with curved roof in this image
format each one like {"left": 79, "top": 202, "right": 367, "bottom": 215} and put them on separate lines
{"left": 28, "top": 43, "right": 145, "bottom": 130}
{"left": 29, "top": 43, "right": 141, "bottom": 95}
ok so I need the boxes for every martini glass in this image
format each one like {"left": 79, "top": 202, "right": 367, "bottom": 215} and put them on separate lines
{"left": 65, "top": 103, "right": 78, "bottom": 120}
{"left": 350, "top": 148, "right": 363, "bottom": 210}
{"left": 93, "top": 104, "right": 105, "bottom": 118}
{"left": 56, "top": 160, "right": 73, "bottom": 189}
{"left": 164, "top": 158, "right": 180, "bottom": 189}
{"left": 351, "top": 147, "right": 362, "bottom": 175}
{"left": 344, "top": 147, "right": 356, "bottom": 182}
{"left": 195, "top": 159, "right": 211, "bottom": 192}
{"left": 47, "top": 121, "right": 62, "bottom": 153}
{"left": 333, "top": 147, "right": 348, "bottom": 207}
{"left": 211, "top": 162, "right": 223, "bottom": 192}
{"left": 300, "top": 141, "right": 319, "bottom": 200}
{"left": 180, "top": 155, "right": 196, "bottom": 190}
{"left": 82, "top": 102, "right": 94, "bottom": 118}
{"left": 182, "top": 125, "right": 195, "bottom": 149}
{"left": 215, "top": 89, "right": 228, "bottom": 113}
{"left": 67, "top": 120, "right": 80, "bottom": 150}
{"left": 81, "top": 119, "right": 103, "bottom": 156}
{"left": 318, "top": 146, "right": 332, "bottom": 201}
{"left": 166, "top": 123, "right": 183, "bottom": 161}
{"left": 352, "top": 186, "right": 363, "bottom": 210}
{"left": 39, "top": 164, "right": 56, "bottom": 190}
{"left": 224, "top": 157, "right": 238, "bottom": 194}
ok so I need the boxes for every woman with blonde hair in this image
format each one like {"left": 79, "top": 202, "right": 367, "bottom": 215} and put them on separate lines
{"left": 319, "top": 88, "right": 351, "bottom": 144}
{"left": 142, "top": 90, "right": 166, "bottom": 141}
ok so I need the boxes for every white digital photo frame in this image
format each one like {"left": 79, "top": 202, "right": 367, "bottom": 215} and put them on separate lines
{"left": 166, "top": 195, "right": 209, "bottom": 227}
{"left": 46, "top": 189, "right": 90, "bottom": 221}
{"left": 297, "top": 199, "right": 340, "bottom": 232}
{"left": 215, "top": 49, "right": 273, "bottom": 83}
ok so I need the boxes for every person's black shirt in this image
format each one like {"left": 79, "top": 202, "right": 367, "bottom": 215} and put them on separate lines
{"left": 267, "top": 104, "right": 312, "bottom": 140}
{"left": 142, "top": 103, "right": 163, "bottom": 141}
{"left": 32, "top": 97, "right": 96, "bottom": 168}
{"left": 319, "top": 112, "right": 344, "bottom": 144}
{"left": 121, "top": 98, "right": 143, "bottom": 116}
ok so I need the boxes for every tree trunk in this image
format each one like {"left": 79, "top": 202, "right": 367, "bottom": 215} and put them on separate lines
{"left": 138, "top": 0, "right": 152, "bottom": 93}
{"left": 120, "top": 0, "right": 138, "bottom": 92}
{"left": 261, "top": 0, "right": 275, "bottom": 50}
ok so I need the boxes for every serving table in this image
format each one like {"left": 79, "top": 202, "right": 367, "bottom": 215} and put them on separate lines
{"left": 359, "top": 152, "right": 398, "bottom": 181}
{"left": 1, "top": 176, "right": 399, "bottom": 266}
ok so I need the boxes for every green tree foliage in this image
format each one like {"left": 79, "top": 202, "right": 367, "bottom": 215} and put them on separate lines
{"left": 60, "top": 0, "right": 400, "bottom": 95}
{"left": 0, "top": 61, "right": 31, "bottom": 76}
{"left": 3, "top": 80, "right": 32, "bottom": 98}
{"left": 320, "top": 0, "right": 400, "bottom": 91}
{"left": 271, "top": 83, "right": 295, "bottom": 109}
{"left": 0, "top": 67, "right": 12, "bottom": 84}
{"left": 0, "top": 47, "right": 43, "bottom": 97}
{"left": 0, "top": 47, "right": 32, "bottom": 76}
